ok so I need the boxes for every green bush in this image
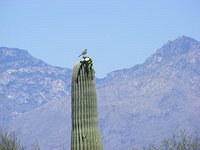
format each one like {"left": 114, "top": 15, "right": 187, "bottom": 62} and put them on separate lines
{"left": 0, "top": 131, "right": 24, "bottom": 150}
{"left": 0, "top": 131, "right": 40, "bottom": 150}
{"left": 133, "top": 131, "right": 200, "bottom": 150}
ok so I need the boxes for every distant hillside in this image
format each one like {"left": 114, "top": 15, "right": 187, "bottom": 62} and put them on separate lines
{"left": 0, "top": 36, "right": 200, "bottom": 150}
{"left": 0, "top": 47, "right": 71, "bottom": 128}
{"left": 97, "top": 36, "right": 200, "bottom": 149}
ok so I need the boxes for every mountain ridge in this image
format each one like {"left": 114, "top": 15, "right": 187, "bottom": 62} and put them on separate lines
{"left": 0, "top": 36, "right": 200, "bottom": 150}
{"left": 101, "top": 36, "right": 200, "bottom": 81}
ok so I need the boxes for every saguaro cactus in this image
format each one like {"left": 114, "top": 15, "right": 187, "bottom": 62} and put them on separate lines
{"left": 71, "top": 56, "right": 103, "bottom": 150}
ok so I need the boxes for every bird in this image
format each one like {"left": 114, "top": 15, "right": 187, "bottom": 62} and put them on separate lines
{"left": 78, "top": 49, "right": 87, "bottom": 57}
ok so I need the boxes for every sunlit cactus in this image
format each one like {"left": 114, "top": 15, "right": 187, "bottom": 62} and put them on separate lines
{"left": 71, "top": 56, "right": 103, "bottom": 150}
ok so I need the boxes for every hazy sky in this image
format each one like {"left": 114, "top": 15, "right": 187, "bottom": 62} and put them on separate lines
{"left": 0, "top": 0, "right": 200, "bottom": 77}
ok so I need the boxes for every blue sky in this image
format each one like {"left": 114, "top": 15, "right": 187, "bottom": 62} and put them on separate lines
{"left": 0, "top": 0, "right": 200, "bottom": 77}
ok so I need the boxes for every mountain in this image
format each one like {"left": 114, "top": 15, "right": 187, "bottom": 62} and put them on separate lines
{"left": 1, "top": 36, "right": 200, "bottom": 150}
{"left": 0, "top": 47, "right": 71, "bottom": 127}
{"left": 97, "top": 36, "right": 200, "bottom": 149}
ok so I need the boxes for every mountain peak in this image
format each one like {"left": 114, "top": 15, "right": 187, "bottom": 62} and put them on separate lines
{"left": 153, "top": 36, "right": 200, "bottom": 59}
{"left": 0, "top": 47, "right": 30, "bottom": 57}
{"left": 0, "top": 47, "right": 47, "bottom": 69}
{"left": 175, "top": 35, "right": 198, "bottom": 42}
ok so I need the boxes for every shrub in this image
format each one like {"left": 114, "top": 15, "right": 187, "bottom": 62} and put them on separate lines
{"left": 0, "top": 131, "right": 40, "bottom": 150}
{"left": 0, "top": 131, "right": 24, "bottom": 150}
{"left": 133, "top": 131, "right": 200, "bottom": 150}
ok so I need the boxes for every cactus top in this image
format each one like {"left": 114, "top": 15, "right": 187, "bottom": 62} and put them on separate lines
{"left": 72, "top": 56, "right": 94, "bottom": 83}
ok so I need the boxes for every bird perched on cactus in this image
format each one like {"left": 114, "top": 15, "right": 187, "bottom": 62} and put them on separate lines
{"left": 78, "top": 49, "right": 87, "bottom": 57}
{"left": 71, "top": 56, "right": 103, "bottom": 150}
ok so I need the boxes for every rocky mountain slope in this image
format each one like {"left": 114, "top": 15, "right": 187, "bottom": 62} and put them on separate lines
{"left": 97, "top": 36, "right": 200, "bottom": 149}
{"left": 0, "top": 47, "right": 71, "bottom": 128}
{"left": 0, "top": 36, "right": 200, "bottom": 150}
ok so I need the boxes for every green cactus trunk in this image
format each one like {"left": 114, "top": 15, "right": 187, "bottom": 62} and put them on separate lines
{"left": 71, "top": 57, "right": 103, "bottom": 150}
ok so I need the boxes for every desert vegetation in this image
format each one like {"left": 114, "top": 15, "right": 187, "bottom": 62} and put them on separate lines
{"left": 1, "top": 130, "right": 199, "bottom": 150}
{"left": 0, "top": 131, "right": 40, "bottom": 150}
{"left": 71, "top": 57, "right": 103, "bottom": 150}
{"left": 133, "top": 131, "right": 200, "bottom": 150}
